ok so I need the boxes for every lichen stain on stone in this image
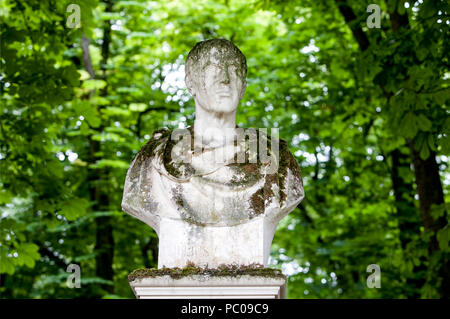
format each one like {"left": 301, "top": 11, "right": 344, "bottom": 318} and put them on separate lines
{"left": 249, "top": 188, "right": 265, "bottom": 215}
{"left": 142, "top": 128, "right": 171, "bottom": 157}
{"left": 276, "top": 139, "right": 302, "bottom": 205}
{"left": 128, "top": 263, "right": 286, "bottom": 282}
{"left": 186, "top": 38, "right": 247, "bottom": 83}
{"left": 126, "top": 125, "right": 303, "bottom": 226}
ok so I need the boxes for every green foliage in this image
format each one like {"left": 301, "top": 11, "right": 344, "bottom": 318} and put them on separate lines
{"left": 1, "top": 0, "right": 448, "bottom": 299}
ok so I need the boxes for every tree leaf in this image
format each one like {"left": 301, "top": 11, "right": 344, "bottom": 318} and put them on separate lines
{"left": 417, "top": 114, "right": 432, "bottom": 132}
{"left": 400, "top": 112, "right": 418, "bottom": 138}
{"left": 419, "top": 141, "right": 430, "bottom": 160}
{"left": 82, "top": 79, "right": 107, "bottom": 90}
{"left": 437, "top": 225, "right": 449, "bottom": 251}
{"left": 59, "top": 198, "right": 90, "bottom": 221}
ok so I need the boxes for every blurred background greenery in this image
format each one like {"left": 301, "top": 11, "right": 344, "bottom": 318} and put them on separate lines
{"left": 0, "top": 0, "right": 448, "bottom": 298}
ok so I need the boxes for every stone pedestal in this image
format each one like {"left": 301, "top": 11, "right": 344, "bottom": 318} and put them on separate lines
{"left": 129, "top": 273, "right": 286, "bottom": 299}
{"left": 158, "top": 217, "right": 277, "bottom": 268}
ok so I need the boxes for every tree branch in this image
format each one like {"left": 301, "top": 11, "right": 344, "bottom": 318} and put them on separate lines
{"left": 334, "top": 0, "right": 370, "bottom": 51}
{"left": 38, "top": 246, "right": 68, "bottom": 269}
{"left": 81, "top": 35, "right": 96, "bottom": 79}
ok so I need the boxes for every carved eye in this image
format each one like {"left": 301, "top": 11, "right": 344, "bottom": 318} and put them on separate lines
{"left": 228, "top": 65, "right": 237, "bottom": 76}
{"left": 205, "top": 64, "right": 221, "bottom": 74}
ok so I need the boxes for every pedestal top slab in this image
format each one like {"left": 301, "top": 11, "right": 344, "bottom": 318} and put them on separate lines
{"left": 128, "top": 267, "right": 287, "bottom": 299}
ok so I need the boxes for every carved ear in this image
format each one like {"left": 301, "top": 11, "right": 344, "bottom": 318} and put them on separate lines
{"left": 239, "top": 81, "right": 247, "bottom": 100}
{"left": 185, "top": 75, "right": 195, "bottom": 97}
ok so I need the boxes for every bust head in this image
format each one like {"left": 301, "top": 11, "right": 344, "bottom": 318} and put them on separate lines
{"left": 185, "top": 39, "right": 247, "bottom": 114}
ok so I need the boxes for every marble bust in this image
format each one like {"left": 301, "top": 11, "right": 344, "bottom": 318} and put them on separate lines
{"left": 122, "top": 39, "right": 304, "bottom": 268}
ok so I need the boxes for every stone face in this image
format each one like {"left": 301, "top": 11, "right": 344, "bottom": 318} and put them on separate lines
{"left": 121, "top": 39, "right": 305, "bottom": 269}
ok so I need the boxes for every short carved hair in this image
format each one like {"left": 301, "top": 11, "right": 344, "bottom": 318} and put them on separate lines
{"left": 185, "top": 38, "right": 247, "bottom": 85}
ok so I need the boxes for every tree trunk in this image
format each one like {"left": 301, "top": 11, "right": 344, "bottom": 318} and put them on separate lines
{"left": 141, "top": 236, "right": 159, "bottom": 268}
{"left": 83, "top": 0, "right": 115, "bottom": 296}
{"left": 390, "top": 149, "right": 420, "bottom": 250}
{"left": 88, "top": 138, "right": 115, "bottom": 294}
{"left": 387, "top": 0, "right": 449, "bottom": 297}
{"left": 389, "top": 149, "right": 426, "bottom": 297}
{"left": 409, "top": 143, "right": 449, "bottom": 297}
{"left": 408, "top": 145, "right": 446, "bottom": 247}
{"left": 334, "top": 0, "right": 449, "bottom": 297}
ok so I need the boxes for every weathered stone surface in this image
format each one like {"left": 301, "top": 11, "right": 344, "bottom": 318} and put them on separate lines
{"left": 128, "top": 264, "right": 285, "bottom": 281}
{"left": 122, "top": 39, "right": 304, "bottom": 269}
{"left": 129, "top": 273, "right": 286, "bottom": 299}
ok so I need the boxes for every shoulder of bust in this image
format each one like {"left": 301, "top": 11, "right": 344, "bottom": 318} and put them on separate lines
{"left": 134, "top": 127, "right": 172, "bottom": 160}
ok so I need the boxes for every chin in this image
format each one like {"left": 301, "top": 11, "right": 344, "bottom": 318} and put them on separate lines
{"left": 209, "top": 97, "right": 238, "bottom": 113}
{"left": 211, "top": 103, "right": 237, "bottom": 113}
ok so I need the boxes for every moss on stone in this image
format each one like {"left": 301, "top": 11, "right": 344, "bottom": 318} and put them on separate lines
{"left": 135, "top": 126, "right": 301, "bottom": 218}
{"left": 162, "top": 126, "right": 195, "bottom": 179}
{"left": 185, "top": 38, "right": 247, "bottom": 83}
{"left": 179, "top": 212, "right": 207, "bottom": 227}
{"left": 128, "top": 263, "right": 286, "bottom": 282}
{"left": 249, "top": 187, "right": 265, "bottom": 214}
{"left": 277, "top": 139, "right": 298, "bottom": 204}
{"left": 139, "top": 128, "right": 170, "bottom": 160}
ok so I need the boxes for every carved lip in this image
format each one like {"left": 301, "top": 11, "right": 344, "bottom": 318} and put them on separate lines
{"left": 216, "top": 90, "right": 231, "bottom": 96}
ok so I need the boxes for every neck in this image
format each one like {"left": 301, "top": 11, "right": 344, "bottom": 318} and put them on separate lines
{"left": 194, "top": 105, "right": 236, "bottom": 147}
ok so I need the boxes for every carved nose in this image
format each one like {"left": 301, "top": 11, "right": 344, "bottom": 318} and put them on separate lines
{"left": 220, "top": 69, "right": 230, "bottom": 84}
